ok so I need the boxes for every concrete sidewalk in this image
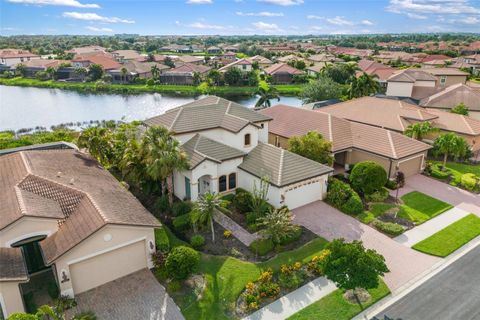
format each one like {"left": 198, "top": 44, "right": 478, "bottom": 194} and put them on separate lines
{"left": 243, "top": 277, "right": 336, "bottom": 320}
{"left": 394, "top": 207, "right": 471, "bottom": 247}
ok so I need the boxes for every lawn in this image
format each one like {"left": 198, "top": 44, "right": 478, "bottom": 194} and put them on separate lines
{"left": 287, "top": 279, "right": 390, "bottom": 320}
{"left": 397, "top": 191, "right": 453, "bottom": 224}
{"left": 432, "top": 161, "right": 480, "bottom": 180}
{"left": 413, "top": 214, "right": 480, "bottom": 257}
{"left": 358, "top": 203, "right": 397, "bottom": 224}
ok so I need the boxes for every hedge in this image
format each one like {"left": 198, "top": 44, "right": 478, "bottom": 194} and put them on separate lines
{"left": 172, "top": 213, "right": 192, "bottom": 232}
{"left": 249, "top": 238, "right": 274, "bottom": 256}
{"left": 171, "top": 201, "right": 192, "bottom": 217}
{"left": 326, "top": 178, "right": 364, "bottom": 215}
{"left": 372, "top": 220, "right": 404, "bottom": 236}
{"left": 155, "top": 227, "right": 171, "bottom": 253}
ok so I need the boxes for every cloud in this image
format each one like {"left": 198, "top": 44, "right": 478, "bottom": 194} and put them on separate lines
{"left": 257, "top": 0, "right": 303, "bottom": 6}
{"left": 307, "top": 15, "right": 322, "bottom": 19}
{"left": 326, "top": 16, "right": 354, "bottom": 26}
{"left": 63, "top": 12, "right": 135, "bottom": 23}
{"left": 387, "top": 0, "right": 480, "bottom": 15}
{"left": 186, "top": 0, "right": 212, "bottom": 4}
{"left": 85, "top": 26, "right": 113, "bottom": 32}
{"left": 7, "top": 0, "right": 99, "bottom": 8}
{"left": 448, "top": 16, "right": 480, "bottom": 24}
{"left": 188, "top": 22, "right": 228, "bottom": 30}
{"left": 361, "top": 19, "right": 374, "bottom": 25}
{"left": 251, "top": 21, "right": 283, "bottom": 33}
{"left": 407, "top": 12, "right": 428, "bottom": 19}
{"left": 236, "top": 11, "right": 284, "bottom": 16}
{"left": 309, "top": 26, "right": 324, "bottom": 31}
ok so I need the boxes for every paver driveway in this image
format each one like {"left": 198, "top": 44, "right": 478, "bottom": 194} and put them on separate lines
{"left": 70, "top": 269, "right": 185, "bottom": 320}
{"left": 293, "top": 201, "right": 440, "bottom": 292}
{"left": 395, "top": 174, "right": 480, "bottom": 215}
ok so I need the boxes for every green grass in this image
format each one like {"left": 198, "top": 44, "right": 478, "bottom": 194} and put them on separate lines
{"left": 0, "top": 77, "right": 304, "bottom": 97}
{"left": 397, "top": 191, "right": 453, "bottom": 224}
{"left": 359, "top": 203, "right": 397, "bottom": 224}
{"left": 432, "top": 161, "right": 480, "bottom": 182}
{"left": 287, "top": 279, "right": 390, "bottom": 320}
{"left": 413, "top": 214, "right": 480, "bottom": 257}
{"left": 174, "top": 237, "right": 328, "bottom": 320}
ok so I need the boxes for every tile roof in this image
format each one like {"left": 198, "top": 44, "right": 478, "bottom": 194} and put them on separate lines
{"left": 0, "top": 149, "right": 160, "bottom": 264}
{"left": 424, "top": 109, "right": 480, "bottom": 136}
{"left": 420, "top": 83, "right": 480, "bottom": 112}
{"left": 260, "top": 104, "right": 431, "bottom": 159}
{"left": 0, "top": 49, "right": 39, "bottom": 59}
{"left": 264, "top": 63, "right": 304, "bottom": 75}
{"left": 144, "top": 96, "right": 271, "bottom": 134}
{"left": 182, "top": 134, "right": 245, "bottom": 169}
{"left": 423, "top": 68, "right": 469, "bottom": 76}
{"left": 176, "top": 55, "right": 204, "bottom": 64}
{"left": 388, "top": 69, "right": 437, "bottom": 82}
{"left": 72, "top": 53, "right": 122, "bottom": 70}
{"left": 0, "top": 248, "right": 28, "bottom": 281}
{"left": 238, "top": 143, "right": 333, "bottom": 187}
{"left": 112, "top": 50, "right": 143, "bottom": 60}
{"left": 247, "top": 55, "right": 273, "bottom": 65}
{"left": 218, "top": 58, "right": 252, "bottom": 72}
{"left": 164, "top": 62, "right": 211, "bottom": 75}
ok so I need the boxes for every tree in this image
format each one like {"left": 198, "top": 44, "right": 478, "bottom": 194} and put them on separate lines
{"left": 254, "top": 81, "right": 280, "bottom": 109}
{"left": 433, "top": 133, "right": 469, "bottom": 168}
{"left": 394, "top": 171, "right": 405, "bottom": 205}
{"left": 120, "top": 67, "right": 128, "bottom": 83}
{"left": 46, "top": 66, "right": 57, "bottom": 80}
{"left": 191, "top": 191, "right": 227, "bottom": 242}
{"left": 223, "top": 67, "right": 242, "bottom": 86}
{"left": 349, "top": 161, "right": 387, "bottom": 195}
{"left": 150, "top": 64, "right": 160, "bottom": 80}
{"left": 321, "top": 63, "right": 358, "bottom": 84}
{"left": 73, "top": 67, "right": 88, "bottom": 81}
{"left": 295, "top": 60, "right": 306, "bottom": 70}
{"left": 347, "top": 73, "right": 380, "bottom": 99}
{"left": 140, "top": 126, "right": 189, "bottom": 204}
{"left": 77, "top": 126, "right": 114, "bottom": 167}
{"left": 192, "top": 71, "right": 202, "bottom": 85}
{"left": 163, "top": 56, "right": 175, "bottom": 68}
{"left": 300, "top": 76, "right": 343, "bottom": 104}
{"left": 323, "top": 239, "right": 388, "bottom": 303}
{"left": 257, "top": 207, "right": 299, "bottom": 245}
{"left": 288, "top": 131, "right": 334, "bottom": 165}
{"left": 15, "top": 63, "right": 27, "bottom": 77}
{"left": 206, "top": 69, "right": 222, "bottom": 86}
{"left": 87, "top": 64, "right": 103, "bottom": 81}
{"left": 450, "top": 102, "right": 469, "bottom": 116}
{"left": 404, "top": 122, "right": 438, "bottom": 140}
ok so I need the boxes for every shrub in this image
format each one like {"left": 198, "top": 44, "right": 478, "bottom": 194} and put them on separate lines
{"left": 151, "top": 251, "right": 167, "bottom": 269}
{"left": 385, "top": 179, "right": 398, "bottom": 190}
{"left": 221, "top": 193, "right": 235, "bottom": 202}
{"left": 431, "top": 169, "right": 450, "bottom": 180}
{"left": 249, "top": 238, "right": 274, "bottom": 256}
{"left": 278, "top": 269, "right": 306, "bottom": 289}
{"left": 327, "top": 178, "right": 364, "bottom": 215}
{"left": 167, "top": 280, "right": 181, "bottom": 292}
{"left": 279, "top": 226, "right": 302, "bottom": 245}
{"left": 341, "top": 193, "right": 364, "bottom": 215}
{"left": 365, "top": 187, "right": 389, "bottom": 202}
{"left": 234, "top": 188, "right": 253, "bottom": 213}
{"left": 47, "top": 282, "right": 59, "bottom": 299}
{"left": 165, "top": 246, "right": 200, "bottom": 280}
{"left": 350, "top": 161, "right": 388, "bottom": 195}
{"left": 461, "top": 173, "right": 478, "bottom": 191}
{"left": 246, "top": 212, "right": 258, "bottom": 225}
{"left": 154, "top": 195, "right": 170, "bottom": 215}
{"left": 258, "top": 282, "right": 280, "bottom": 298}
{"left": 155, "top": 227, "right": 170, "bottom": 253}
{"left": 172, "top": 213, "right": 192, "bottom": 232}
{"left": 190, "top": 235, "right": 205, "bottom": 249}
{"left": 372, "top": 219, "right": 404, "bottom": 236}
{"left": 171, "top": 201, "right": 192, "bottom": 217}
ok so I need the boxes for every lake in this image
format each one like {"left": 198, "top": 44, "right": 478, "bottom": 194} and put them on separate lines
{"left": 0, "top": 86, "right": 303, "bottom": 131}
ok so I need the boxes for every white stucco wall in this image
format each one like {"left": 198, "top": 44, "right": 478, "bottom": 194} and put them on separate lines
{"left": 257, "top": 122, "right": 269, "bottom": 143}
{"left": 386, "top": 81, "right": 414, "bottom": 97}
{"left": 0, "top": 282, "right": 25, "bottom": 317}
{"left": 1, "top": 56, "right": 40, "bottom": 66}
{"left": 0, "top": 217, "right": 58, "bottom": 248}
{"left": 283, "top": 177, "right": 327, "bottom": 209}
{"left": 238, "top": 170, "right": 283, "bottom": 207}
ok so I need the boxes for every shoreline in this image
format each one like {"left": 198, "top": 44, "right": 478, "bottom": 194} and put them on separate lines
{"left": 0, "top": 77, "right": 303, "bottom": 97}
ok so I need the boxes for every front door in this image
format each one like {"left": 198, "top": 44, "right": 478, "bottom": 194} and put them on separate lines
{"left": 11, "top": 236, "right": 48, "bottom": 274}
{"left": 185, "top": 177, "right": 191, "bottom": 200}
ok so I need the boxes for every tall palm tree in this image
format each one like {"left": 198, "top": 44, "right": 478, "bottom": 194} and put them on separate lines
{"left": 77, "top": 126, "right": 113, "bottom": 167}
{"left": 433, "top": 133, "right": 469, "bottom": 168}
{"left": 120, "top": 67, "right": 128, "bottom": 84}
{"left": 191, "top": 192, "right": 227, "bottom": 242}
{"left": 348, "top": 72, "right": 380, "bottom": 99}
{"left": 140, "top": 126, "right": 189, "bottom": 204}
{"left": 254, "top": 85, "right": 280, "bottom": 109}
{"left": 404, "top": 122, "right": 438, "bottom": 140}
{"left": 150, "top": 64, "right": 160, "bottom": 80}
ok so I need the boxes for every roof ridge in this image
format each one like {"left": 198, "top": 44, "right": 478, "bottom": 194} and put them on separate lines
{"left": 328, "top": 113, "right": 333, "bottom": 141}
{"left": 170, "top": 107, "right": 183, "bottom": 130}
{"left": 19, "top": 152, "right": 32, "bottom": 174}
{"left": 460, "top": 115, "right": 475, "bottom": 135}
{"left": 278, "top": 148, "right": 285, "bottom": 186}
{"left": 387, "top": 131, "right": 397, "bottom": 159}
{"left": 14, "top": 185, "right": 28, "bottom": 216}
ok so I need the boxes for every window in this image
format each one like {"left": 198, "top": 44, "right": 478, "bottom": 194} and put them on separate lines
{"left": 242, "top": 64, "right": 247, "bottom": 70}
{"left": 275, "top": 136, "right": 280, "bottom": 147}
{"left": 260, "top": 123, "right": 265, "bottom": 129}
{"left": 244, "top": 133, "right": 251, "bottom": 146}
{"left": 228, "top": 173, "right": 236, "bottom": 190}
{"left": 219, "top": 175, "right": 227, "bottom": 192}
{"left": 440, "top": 76, "right": 447, "bottom": 85}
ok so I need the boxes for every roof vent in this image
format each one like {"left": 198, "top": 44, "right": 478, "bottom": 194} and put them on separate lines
{"left": 69, "top": 178, "right": 75, "bottom": 185}
{"left": 57, "top": 171, "right": 62, "bottom": 177}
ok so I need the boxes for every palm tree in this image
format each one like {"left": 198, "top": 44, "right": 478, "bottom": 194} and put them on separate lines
{"left": 120, "top": 67, "right": 128, "bottom": 84}
{"left": 254, "top": 85, "right": 280, "bottom": 109}
{"left": 191, "top": 192, "right": 227, "bottom": 242}
{"left": 140, "top": 126, "right": 189, "bottom": 204}
{"left": 257, "top": 207, "right": 299, "bottom": 245}
{"left": 348, "top": 72, "right": 380, "bottom": 99}
{"left": 404, "top": 122, "right": 438, "bottom": 140}
{"left": 77, "top": 126, "right": 113, "bottom": 167}
{"left": 433, "top": 133, "right": 469, "bottom": 168}
{"left": 74, "top": 67, "right": 88, "bottom": 81}
{"left": 150, "top": 64, "right": 160, "bottom": 80}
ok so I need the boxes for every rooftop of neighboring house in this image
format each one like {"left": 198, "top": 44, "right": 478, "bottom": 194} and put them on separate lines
{"left": 176, "top": 55, "right": 204, "bottom": 64}
{"left": 0, "top": 149, "right": 160, "bottom": 264}
{"left": 260, "top": 104, "right": 431, "bottom": 159}
{"left": 419, "top": 54, "right": 451, "bottom": 63}
{"left": 66, "top": 45, "right": 106, "bottom": 55}
{"left": 112, "top": 49, "right": 143, "bottom": 60}
{"left": 222, "top": 51, "right": 237, "bottom": 57}
{"left": 424, "top": 108, "right": 480, "bottom": 136}
{"left": 307, "top": 53, "right": 340, "bottom": 62}
{"left": 247, "top": 55, "right": 273, "bottom": 64}
{"left": 277, "top": 54, "right": 304, "bottom": 63}
{"left": 388, "top": 69, "right": 437, "bottom": 83}
{"left": 420, "top": 83, "right": 480, "bottom": 112}
{"left": 264, "top": 63, "right": 304, "bottom": 75}
{"left": 144, "top": 96, "right": 271, "bottom": 134}
{"left": 306, "top": 64, "right": 323, "bottom": 73}
{"left": 238, "top": 142, "right": 333, "bottom": 187}
{"left": 72, "top": 53, "right": 122, "bottom": 70}
{"left": 163, "top": 62, "right": 211, "bottom": 75}
{"left": 218, "top": 58, "right": 252, "bottom": 72}
{"left": 17, "top": 59, "right": 69, "bottom": 69}
{"left": 110, "top": 60, "right": 169, "bottom": 75}
{"left": 0, "top": 48, "right": 39, "bottom": 59}
{"left": 423, "top": 68, "right": 470, "bottom": 77}
{"left": 357, "top": 59, "right": 396, "bottom": 81}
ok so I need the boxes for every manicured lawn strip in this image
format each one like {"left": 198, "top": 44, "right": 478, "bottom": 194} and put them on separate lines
{"left": 0, "top": 77, "right": 303, "bottom": 97}
{"left": 359, "top": 203, "right": 396, "bottom": 224}
{"left": 175, "top": 237, "right": 328, "bottom": 320}
{"left": 287, "top": 279, "right": 390, "bottom": 320}
{"left": 398, "top": 191, "right": 453, "bottom": 224}
{"left": 413, "top": 214, "right": 480, "bottom": 257}
{"left": 432, "top": 161, "right": 480, "bottom": 180}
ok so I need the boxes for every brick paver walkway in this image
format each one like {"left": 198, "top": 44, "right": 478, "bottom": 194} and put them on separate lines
{"left": 293, "top": 201, "right": 440, "bottom": 292}
{"left": 214, "top": 209, "right": 260, "bottom": 246}
{"left": 70, "top": 269, "right": 184, "bottom": 320}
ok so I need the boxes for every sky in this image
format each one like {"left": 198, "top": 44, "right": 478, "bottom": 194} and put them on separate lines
{"left": 1, "top": 0, "right": 479, "bottom": 36}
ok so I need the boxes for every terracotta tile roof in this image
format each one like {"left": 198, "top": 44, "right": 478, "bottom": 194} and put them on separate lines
{"left": 0, "top": 149, "right": 160, "bottom": 264}
{"left": 144, "top": 96, "right": 271, "bottom": 134}
{"left": 72, "top": 53, "right": 122, "bottom": 70}
{"left": 260, "top": 104, "right": 431, "bottom": 159}
{"left": 176, "top": 55, "right": 204, "bottom": 64}
{"left": 112, "top": 50, "right": 143, "bottom": 60}
{"left": 19, "top": 59, "right": 69, "bottom": 69}
{"left": 420, "top": 83, "right": 480, "bottom": 112}
{"left": 357, "top": 59, "right": 396, "bottom": 81}
{"left": 264, "top": 63, "right": 304, "bottom": 75}
{"left": 164, "top": 62, "right": 211, "bottom": 75}
{"left": 306, "top": 64, "right": 323, "bottom": 73}
{"left": 218, "top": 58, "right": 252, "bottom": 72}
{"left": 0, "top": 49, "right": 39, "bottom": 59}
{"left": 247, "top": 55, "right": 273, "bottom": 65}
{"left": 0, "top": 248, "right": 28, "bottom": 281}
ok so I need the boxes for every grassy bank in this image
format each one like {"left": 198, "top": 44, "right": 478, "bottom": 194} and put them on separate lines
{"left": 0, "top": 77, "right": 303, "bottom": 97}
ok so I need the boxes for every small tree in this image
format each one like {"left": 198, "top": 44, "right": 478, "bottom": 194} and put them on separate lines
{"left": 254, "top": 81, "right": 280, "bottom": 109}
{"left": 224, "top": 67, "right": 242, "bottom": 86}
{"left": 250, "top": 176, "right": 271, "bottom": 217}
{"left": 450, "top": 102, "right": 469, "bottom": 116}
{"left": 300, "top": 76, "right": 343, "bottom": 104}
{"left": 349, "top": 161, "right": 387, "bottom": 195}
{"left": 87, "top": 64, "right": 104, "bottom": 81}
{"left": 404, "top": 122, "right": 438, "bottom": 140}
{"left": 15, "top": 63, "right": 27, "bottom": 77}
{"left": 394, "top": 170, "right": 405, "bottom": 205}
{"left": 257, "top": 207, "right": 299, "bottom": 245}
{"left": 163, "top": 56, "right": 175, "bottom": 68}
{"left": 191, "top": 192, "right": 227, "bottom": 242}
{"left": 165, "top": 246, "right": 200, "bottom": 280}
{"left": 433, "top": 133, "right": 469, "bottom": 168}
{"left": 288, "top": 131, "right": 334, "bottom": 166}
{"left": 323, "top": 239, "right": 389, "bottom": 303}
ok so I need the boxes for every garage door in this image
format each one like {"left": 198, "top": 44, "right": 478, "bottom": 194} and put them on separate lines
{"left": 398, "top": 156, "right": 423, "bottom": 177}
{"left": 284, "top": 181, "right": 323, "bottom": 209}
{"left": 70, "top": 240, "right": 147, "bottom": 294}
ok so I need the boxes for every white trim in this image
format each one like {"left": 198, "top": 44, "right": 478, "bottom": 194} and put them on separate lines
{"left": 0, "top": 293, "right": 7, "bottom": 317}
{"left": 67, "top": 237, "right": 147, "bottom": 266}
{"left": 6, "top": 230, "right": 52, "bottom": 248}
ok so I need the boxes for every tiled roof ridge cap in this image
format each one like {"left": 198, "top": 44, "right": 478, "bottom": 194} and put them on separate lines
{"left": 170, "top": 107, "right": 183, "bottom": 130}
{"left": 278, "top": 148, "right": 285, "bottom": 185}
{"left": 460, "top": 115, "right": 475, "bottom": 135}
{"left": 387, "top": 131, "right": 398, "bottom": 159}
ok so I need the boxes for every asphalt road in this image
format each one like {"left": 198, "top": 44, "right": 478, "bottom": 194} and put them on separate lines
{"left": 375, "top": 245, "right": 480, "bottom": 320}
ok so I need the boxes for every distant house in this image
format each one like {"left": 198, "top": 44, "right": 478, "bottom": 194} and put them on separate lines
{"left": 175, "top": 55, "right": 204, "bottom": 65}
{"left": 221, "top": 51, "right": 237, "bottom": 62}
{"left": 264, "top": 63, "right": 304, "bottom": 84}
{"left": 424, "top": 68, "right": 469, "bottom": 87}
{"left": 66, "top": 45, "right": 106, "bottom": 56}
{"left": 71, "top": 53, "right": 122, "bottom": 71}
{"left": 108, "top": 61, "right": 170, "bottom": 83}
{"left": 357, "top": 59, "right": 397, "bottom": 86}
{"left": 206, "top": 46, "right": 222, "bottom": 54}
{"left": 386, "top": 69, "right": 441, "bottom": 99}
{"left": 450, "top": 54, "right": 480, "bottom": 76}
{"left": 247, "top": 55, "right": 273, "bottom": 68}
{"left": 306, "top": 64, "right": 323, "bottom": 77}
{"left": 218, "top": 58, "right": 253, "bottom": 73}
{"left": 0, "top": 49, "right": 40, "bottom": 67}
{"left": 160, "top": 63, "right": 211, "bottom": 85}
{"left": 305, "top": 53, "right": 340, "bottom": 67}
{"left": 112, "top": 50, "right": 144, "bottom": 63}
{"left": 13, "top": 59, "right": 70, "bottom": 78}
{"left": 277, "top": 54, "right": 304, "bottom": 64}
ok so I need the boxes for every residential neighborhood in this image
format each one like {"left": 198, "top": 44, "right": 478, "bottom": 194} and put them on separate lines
{"left": 1, "top": 1, "right": 480, "bottom": 320}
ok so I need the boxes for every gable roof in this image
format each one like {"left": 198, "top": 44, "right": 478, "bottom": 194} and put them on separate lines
{"left": 423, "top": 68, "right": 469, "bottom": 76}
{"left": 424, "top": 108, "right": 480, "bottom": 136}
{"left": 144, "top": 96, "right": 271, "bottom": 134}
{"left": 164, "top": 62, "right": 211, "bottom": 75}
{"left": 248, "top": 55, "right": 273, "bottom": 64}
{"left": 218, "top": 58, "right": 252, "bottom": 72}
{"left": 260, "top": 104, "right": 431, "bottom": 159}
{"left": 182, "top": 134, "right": 245, "bottom": 169}
{"left": 238, "top": 143, "right": 333, "bottom": 187}
{"left": 388, "top": 69, "right": 438, "bottom": 83}
{"left": 420, "top": 83, "right": 480, "bottom": 111}
{"left": 264, "top": 63, "right": 304, "bottom": 75}
{"left": 72, "top": 53, "right": 122, "bottom": 70}
{"left": 0, "top": 149, "right": 160, "bottom": 264}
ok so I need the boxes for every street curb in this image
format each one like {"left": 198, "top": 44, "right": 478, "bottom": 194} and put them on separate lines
{"left": 352, "top": 235, "right": 480, "bottom": 320}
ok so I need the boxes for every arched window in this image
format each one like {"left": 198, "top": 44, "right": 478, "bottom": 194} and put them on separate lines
{"left": 228, "top": 173, "right": 236, "bottom": 190}
{"left": 244, "top": 133, "right": 251, "bottom": 146}
{"left": 219, "top": 175, "right": 227, "bottom": 192}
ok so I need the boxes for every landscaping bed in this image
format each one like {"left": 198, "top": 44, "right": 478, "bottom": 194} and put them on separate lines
{"left": 413, "top": 214, "right": 480, "bottom": 257}
{"left": 425, "top": 161, "right": 480, "bottom": 193}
